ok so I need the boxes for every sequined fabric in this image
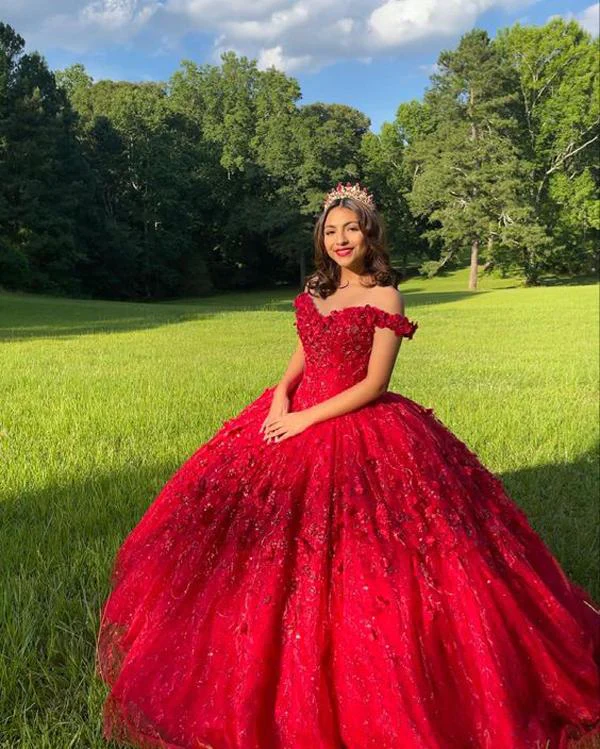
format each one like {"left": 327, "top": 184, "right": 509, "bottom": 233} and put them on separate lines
{"left": 96, "top": 290, "right": 600, "bottom": 749}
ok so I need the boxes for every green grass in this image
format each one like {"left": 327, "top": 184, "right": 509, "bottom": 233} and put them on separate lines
{"left": 1, "top": 267, "right": 598, "bottom": 746}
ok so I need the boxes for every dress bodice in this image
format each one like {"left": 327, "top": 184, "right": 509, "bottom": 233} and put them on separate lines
{"left": 291, "top": 291, "right": 418, "bottom": 409}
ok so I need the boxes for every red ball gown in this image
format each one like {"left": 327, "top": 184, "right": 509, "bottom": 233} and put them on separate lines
{"left": 96, "top": 290, "right": 600, "bottom": 749}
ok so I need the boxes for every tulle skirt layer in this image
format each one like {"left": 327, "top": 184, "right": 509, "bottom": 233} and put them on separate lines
{"left": 96, "top": 385, "right": 600, "bottom": 749}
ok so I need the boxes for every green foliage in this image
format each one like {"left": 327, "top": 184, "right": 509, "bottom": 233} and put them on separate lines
{"left": 401, "top": 20, "right": 598, "bottom": 286}
{"left": 404, "top": 30, "right": 526, "bottom": 284}
{"left": 359, "top": 124, "right": 426, "bottom": 269}
{"left": 0, "top": 24, "right": 89, "bottom": 295}
{"left": 493, "top": 19, "right": 599, "bottom": 279}
{"left": 0, "top": 16, "right": 597, "bottom": 299}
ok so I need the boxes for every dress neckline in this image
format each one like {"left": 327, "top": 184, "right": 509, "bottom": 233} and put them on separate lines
{"left": 300, "top": 290, "right": 408, "bottom": 321}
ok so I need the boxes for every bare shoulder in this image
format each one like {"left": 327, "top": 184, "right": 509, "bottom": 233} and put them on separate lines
{"left": 370, "top": 285, "right": 405, "bottom": 316}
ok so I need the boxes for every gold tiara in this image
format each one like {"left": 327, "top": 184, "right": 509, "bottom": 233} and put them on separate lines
{"left": 323, "top": 181, "right": 376, "bottom": 212}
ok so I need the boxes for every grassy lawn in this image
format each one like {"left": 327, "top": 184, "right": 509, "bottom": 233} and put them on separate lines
{"left": 0, "top": 267, "right": 598, "bottom": 746}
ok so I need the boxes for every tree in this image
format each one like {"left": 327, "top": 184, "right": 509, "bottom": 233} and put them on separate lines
{"left": 405, "top": 29, "right": 522, "bottom": 288}
{"left": 495, "top": 18, "right": 599, "bottom": 279}
{"left": 83, "top": 79, "right": 209, "bottom": 298}
{"left": 359, "top": 122, "right": 424, "bottom": 273}
{"left": 0, "top": 23, "right": 89, "bottom": 294}
{"left": 169, "top": 55, "right": 301, "bottom": 290}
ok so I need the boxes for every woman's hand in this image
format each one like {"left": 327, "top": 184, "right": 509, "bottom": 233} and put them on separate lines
{"left": 260, "top": 410, "right": 314, "bottom": 444}
{"left": 259, "top": 389, "right": 290, "bottom": 437}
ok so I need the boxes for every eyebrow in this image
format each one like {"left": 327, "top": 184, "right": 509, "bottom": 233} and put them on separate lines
{"left": 325, "top": 221, "right": 359, "bottom": 228}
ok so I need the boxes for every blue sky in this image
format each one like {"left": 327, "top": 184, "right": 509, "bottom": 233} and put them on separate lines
{"left": 1, "top": 0, "right": 597, "bottom": 132}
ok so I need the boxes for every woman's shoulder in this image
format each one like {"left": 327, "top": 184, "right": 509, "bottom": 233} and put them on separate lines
{"left": 369, "top": 286, "right": 417, "bottom": 339}
{"left": 369, "top": 285, "right": 405, "bottom": 316}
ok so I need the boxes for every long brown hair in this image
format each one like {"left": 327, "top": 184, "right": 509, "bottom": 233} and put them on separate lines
{"left": 304, "top": 196, "right": 402, "bottom": 299}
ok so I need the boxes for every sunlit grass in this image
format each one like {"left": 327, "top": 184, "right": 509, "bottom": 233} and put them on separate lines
{"left": 1, "top": 266, "right": 598, "bottom": 745}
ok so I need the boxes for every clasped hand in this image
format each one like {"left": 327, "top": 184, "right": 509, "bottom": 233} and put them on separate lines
{"left": 259, "top": 405, "right": 314, "bottom": 444}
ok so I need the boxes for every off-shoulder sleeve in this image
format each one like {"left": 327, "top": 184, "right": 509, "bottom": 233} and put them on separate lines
{"left": 371, "top": 307, "right": 418, "bottom": 339}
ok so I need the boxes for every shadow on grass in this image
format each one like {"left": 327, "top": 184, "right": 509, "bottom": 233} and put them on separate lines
{"left": 537, "top": 273, "right": 599, "bottom": 287}
{"left": 1, "top": 440, "right": 597, "bottom": 624}
{"left": 1, "top": 287, "right": 482, "bottom": 342}
{"left": 0, "top": 292, "right": 232, "bottom": 342}
{"left": 499, "top": 442, "right": 600, "bottom": 601}
{"left": 2, "top": 440, "right": 597, "bottom": 596}
{"left": 0, "top": 459, "right": 186, "bottom": 746}
{"left": 1, "top": 439, "right": 598, "bottom": 741}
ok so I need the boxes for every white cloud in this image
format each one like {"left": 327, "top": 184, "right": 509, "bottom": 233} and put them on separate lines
{"left": 368, "top": 0, "right": 502, "bottom": 46}
{"left": 336, "top": 18, "right": 355, "bottom": 35}
{"left": 548, "top": 3, "right": 599, "bottom": 37}
{"left": 194, "top": 0, "right": 531, "bottom": 72}
{"left": 256, "top": 45, "right": 312, "bottom": 73}
{"left": 80, "top": 0, "right": 154, "bottom": 29}
{"left": 166, "top": 0, "right": 283, "bottom": 24}
{"left": 2, "top": 0, "right": 535, "bottom": 71}
{"left": 3, "top": 0, "right": 161, "bottom": 54}
{"left": 575, "top": 3, "right": 599, "bottom": 36}
{"left": 418, "top": 62, "right": 440, "bottom": 75}
{"left": 219, "top": 4, "right": 310, "bottom": 43}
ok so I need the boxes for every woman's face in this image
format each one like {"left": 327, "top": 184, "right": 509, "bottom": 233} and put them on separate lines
{"left": 323, "top": 205, "right": 367, "bottom": 271}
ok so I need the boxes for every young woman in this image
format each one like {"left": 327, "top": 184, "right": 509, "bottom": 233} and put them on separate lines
{"left": 96, "top": 182, "right": 600, "bottom": 749}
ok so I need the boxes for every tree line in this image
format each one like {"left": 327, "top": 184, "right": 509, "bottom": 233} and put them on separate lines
{"left": 0, "top": 18, "right": 597, "bottom": 300}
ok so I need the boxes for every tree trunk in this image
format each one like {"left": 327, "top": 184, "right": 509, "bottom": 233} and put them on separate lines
{"left": 524, "top": 247, "right": 541, "bottom": 286}
{"left": 482, "top": 236, "right": 494, "bottom": 273}
{"left": 469, "top": 239, "right": 479, "bottom": 289}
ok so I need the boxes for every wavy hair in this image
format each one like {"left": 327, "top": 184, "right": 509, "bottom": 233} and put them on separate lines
{"left": 304, "top": 196, "right": 402, "bottom": 299}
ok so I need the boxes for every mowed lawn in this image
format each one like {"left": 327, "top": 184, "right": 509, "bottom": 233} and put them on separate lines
{"left": 0, "top": 268, "right": 598, "bottom": 746}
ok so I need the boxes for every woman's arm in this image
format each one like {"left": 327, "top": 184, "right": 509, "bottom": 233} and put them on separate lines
{"left": 303, "top": 328, "right": 402, "bottom": 426}
{"left": 274, "top": 284, "right": 310, "bottom": 396}
{"left": 302, "top": 290, "right": 405, "bottom": 426}
{"left": 274, "top": 339, "right": 305, "bottom": 396}
{"left": 262, "top": 288, "right": 406, "bottom": 443}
